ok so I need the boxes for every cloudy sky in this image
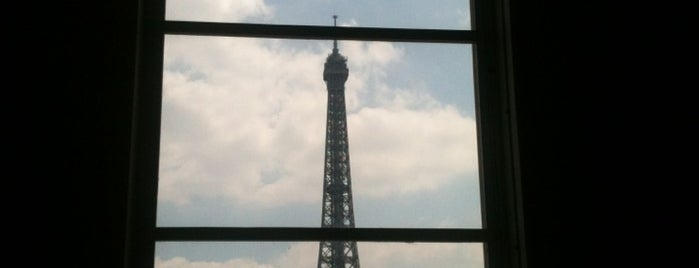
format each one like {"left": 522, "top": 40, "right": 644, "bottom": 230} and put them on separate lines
{"left": 157, "top": 0, "right": 481, "bottom": 267}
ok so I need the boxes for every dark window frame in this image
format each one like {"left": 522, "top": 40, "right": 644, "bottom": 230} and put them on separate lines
{"left": 125, "top": 0, "right": 525, "bottom": 267}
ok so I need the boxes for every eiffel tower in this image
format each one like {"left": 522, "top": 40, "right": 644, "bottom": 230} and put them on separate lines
{"left": 316, "top": 15, "right": 360, "bottom": 268}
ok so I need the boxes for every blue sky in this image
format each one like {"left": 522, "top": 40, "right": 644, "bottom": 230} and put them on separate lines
{"left": 157, "top": 0, "right": 481, "bottom": 267}
{"left": 166, "top": 0, "right": 471, "bottom": 29}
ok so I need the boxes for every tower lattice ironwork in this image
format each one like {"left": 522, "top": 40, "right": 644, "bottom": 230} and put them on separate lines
{"left": 317, "top": 15, "right": 360, "bottom": 268}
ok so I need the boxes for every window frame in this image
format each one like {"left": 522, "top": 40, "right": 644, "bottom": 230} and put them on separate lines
{"left": 125, "top": 0, "right": 525, "bottom": 267}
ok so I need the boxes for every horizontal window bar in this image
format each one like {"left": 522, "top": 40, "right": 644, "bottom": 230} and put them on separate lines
{"left": 155, "top": 227, "right": 486, "bottom": 242}
{"left": 163, "top": 21, "right": 478, "bottom": 43}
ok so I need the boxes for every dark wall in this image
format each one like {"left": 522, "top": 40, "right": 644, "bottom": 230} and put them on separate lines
{"left": 46, "top": 1, "right": 139, "bottom": 267}
{"left": 510, "top": 2, "right": 681, "bottom": 267}
{"left": 53, "top": 1, "right": 677, "bottom": 267}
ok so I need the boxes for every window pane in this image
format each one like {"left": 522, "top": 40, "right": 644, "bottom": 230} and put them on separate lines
{"left": 157, "top": 35, "right": 480, "bottom": 228}
{"left": 165, "top": 0, "right": 471, "bottom": 30}
{"left": 155, "top": 242, "right": 484, "bottom": 267}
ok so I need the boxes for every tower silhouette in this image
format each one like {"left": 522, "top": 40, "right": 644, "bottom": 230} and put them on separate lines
{"left": 317, "top": 15, "right": 360, "bottom": 268}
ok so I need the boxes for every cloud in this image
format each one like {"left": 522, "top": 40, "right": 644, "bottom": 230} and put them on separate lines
{"left": 159, "top": 36, "right": 327, "bottom": 207}
{"left": 270, "top": 243, "right": 317, "bottom": 267}
{"left": 456, "top": 8, "right": 472, "bottom": 29}
{"left": 166, "top": 0, "right": 273, "bottom": 22}
{"left": 155, "top": 242, "right": 483, "bottom": 268}
{"left": 349, "top": 90, "right": 478, "bottom": 196}
{"left": 158, "top": 36, "right": 478, "bottom": 210}
{"left": 155, "top": 256, "right": 272, "bottom": 268}
{"left": 340, "top": 20, "right": 358, "bottom": 27}
{"left": 358, "top": 242, "right": 483, "bottom": 268}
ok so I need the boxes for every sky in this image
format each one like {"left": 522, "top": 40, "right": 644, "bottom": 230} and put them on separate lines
{"left": 157, "top": 0, "right": 481, "bottom": 267}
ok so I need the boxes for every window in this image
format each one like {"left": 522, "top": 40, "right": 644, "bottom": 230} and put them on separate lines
{"left": 126, "top": 1, "right": 524, "bottom": 267}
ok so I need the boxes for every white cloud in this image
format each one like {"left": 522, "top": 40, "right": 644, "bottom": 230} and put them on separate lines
{"left": 270, "top": 243, "right": 317, "bottom": 267}
{"left": 155, "top": 243, "right": 483, "bottom": 268}
{"left": 350, "top": 95, "right": 478, "bottom": 196}
{"left": 158, "top": 36, "right": 478, "bottom": 210}
{"left": 159, "top": 36, "right": 327, "bottom": 207}
{"left": 166, "top": 0, "right": 273, "bottom": 22}
{"left": 339, "top": 18, "right": 359, "bottom": 27}
{"left": 359, "top": 242, "right": 483, "bottom": 268}
{"left": 155, "top": 256, "right": 272, "bottom": 268}
{"left": 456, "top": 8, "right": 472, "bottom": 29}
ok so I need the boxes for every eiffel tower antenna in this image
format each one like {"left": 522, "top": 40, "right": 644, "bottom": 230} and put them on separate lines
{"left": 332, "top": 15, "right": 338, "bottom": 52}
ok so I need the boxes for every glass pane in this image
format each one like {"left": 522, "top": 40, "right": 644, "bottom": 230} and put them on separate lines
{"left": 157, "top": 35, "right": 480, "bottom": 228}
{"left": 166, "top": 0, "right": 471, "bottom": 30}
{"left": 155, "top": 242, "right": 484, "bottom": 267}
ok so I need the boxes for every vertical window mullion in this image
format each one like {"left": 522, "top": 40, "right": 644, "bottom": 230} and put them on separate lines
{"left": 472, "top": 0, "right": 523, "bottom": 267}
{"left": 125, "top": 0, "right": 166, "bottom": 267}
